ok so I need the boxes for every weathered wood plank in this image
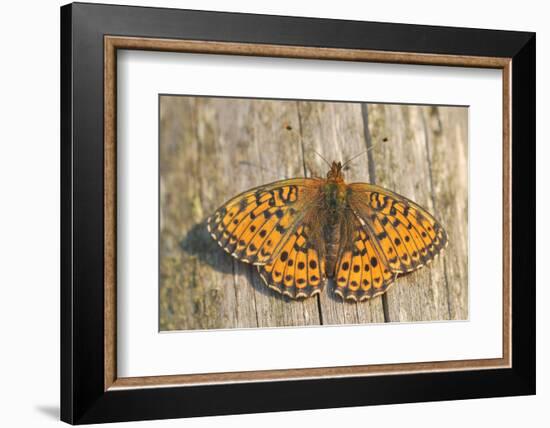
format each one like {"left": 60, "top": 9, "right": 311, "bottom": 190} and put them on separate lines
{"left": 160, "top": 97, "right": 240, "bottom": 331}
{"left": 365, "top": 104, "right": 467, "bottom": 322}
{"left": 424, "top": 106, "right": 469, "bottom": 320}
{"left": 239, "top": 99, "right": 321, "bottom": 328}
{"left": 160, "top": 96, "right": 468, "bottom": 330}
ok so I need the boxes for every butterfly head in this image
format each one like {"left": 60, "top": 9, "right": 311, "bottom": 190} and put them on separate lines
{"left": 327, "top": 161, "right": 345, "bottom": 182}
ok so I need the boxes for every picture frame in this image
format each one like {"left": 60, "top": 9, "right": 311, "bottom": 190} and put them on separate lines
{"left": 60, "top": 2, "right": 535, "bottom": 424}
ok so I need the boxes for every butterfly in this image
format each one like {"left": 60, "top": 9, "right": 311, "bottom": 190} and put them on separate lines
{"left": 207, "top": 160, "right": 447, "bottom": 301}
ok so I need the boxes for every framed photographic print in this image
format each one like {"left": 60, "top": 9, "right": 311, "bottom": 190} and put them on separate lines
{"left": 60, "top": 2, "right": 535, "bottom": 424}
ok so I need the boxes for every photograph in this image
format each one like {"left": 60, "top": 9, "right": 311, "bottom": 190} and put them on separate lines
{"left": 159, "top": 95, "right": 468, "bottom": 331}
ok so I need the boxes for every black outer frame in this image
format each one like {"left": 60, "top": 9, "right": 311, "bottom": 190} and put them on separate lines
{"left": 60, "top": 2, "right": 535, "bottom": 424}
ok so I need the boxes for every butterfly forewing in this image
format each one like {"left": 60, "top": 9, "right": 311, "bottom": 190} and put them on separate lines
{"left": 348, "top": 183, "right": 448, "bottom": 273}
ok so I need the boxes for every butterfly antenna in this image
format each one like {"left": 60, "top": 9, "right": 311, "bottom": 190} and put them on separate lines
{"left": 312, "top": 150, "right": 331, "bottom": 168}
{"left": 342, "top": 150, "right": 369, "bottom": 168}
{"left": 342, "top": 138, "right": 389, "bottom": 168}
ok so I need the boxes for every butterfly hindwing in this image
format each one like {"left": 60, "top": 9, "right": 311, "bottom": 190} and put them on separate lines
{"left": 257, "top": 224, "right": 327, "bottom": 299}
{"left": 334, "top": 213, "right": 396, "bottom": 301}
{"left": 348, "top": 183, "right": 447, "bottom": 274}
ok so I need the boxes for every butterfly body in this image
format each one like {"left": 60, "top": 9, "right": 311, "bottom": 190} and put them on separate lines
{"left": 320, "top": 165, "right": 348, "bottom": 275}
{"left": 207, "top": 161, "right": 447, "bottom": 301}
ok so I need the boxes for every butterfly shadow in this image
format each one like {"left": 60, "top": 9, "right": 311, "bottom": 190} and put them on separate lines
{"left": 179, "top": 220, "right": 234, "bottom": 275}
{"left": 180, "top": 221, "right": 305, "bottom": 302}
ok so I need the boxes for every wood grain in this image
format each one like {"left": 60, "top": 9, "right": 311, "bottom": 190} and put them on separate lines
{"left": 159, "top": 97, "right": 468, "bottom": 330}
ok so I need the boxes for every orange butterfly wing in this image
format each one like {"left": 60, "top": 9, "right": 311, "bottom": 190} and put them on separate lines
{"left": 334, "top": 183, "right": 447, "bottom": 301}
{"left": 334, "top": 214, "right": 396, "bottom": 301}
{"left": 258, "top": 223, "right": 326, "bottom": 299}
{"left": 348, "top": 183, "right": 447, "bottom": 270}
{"left": 207, "top": 178, "right": 327, "bottom": 298}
